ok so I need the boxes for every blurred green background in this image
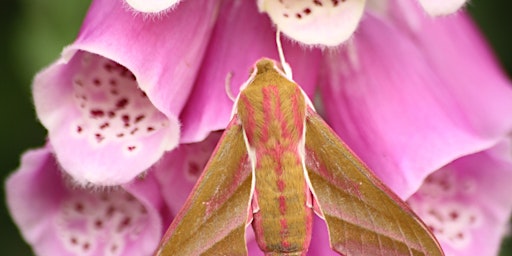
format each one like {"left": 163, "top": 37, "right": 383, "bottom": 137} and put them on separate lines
{"left": 0, "top": 0, "right": 510, "bottom": 255}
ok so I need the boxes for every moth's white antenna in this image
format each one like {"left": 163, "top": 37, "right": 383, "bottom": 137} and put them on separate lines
{"left": 224, "top": 71, "right": 236, "bottom": 102}
{"left": 276, "top": 29, "right": 293, "bottom": 80}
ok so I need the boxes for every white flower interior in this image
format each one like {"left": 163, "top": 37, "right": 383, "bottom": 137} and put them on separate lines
{"left": 259, "top": 0, "right": 366, "bottom": 46}
{"left": 56, "top": 188, "right": 149, "bottom": 255}
{"left": 72, "top": 53, "right": 168, "bottom": 154}
{"left": 408, "top": 169, "right": 481, "bottom": 249}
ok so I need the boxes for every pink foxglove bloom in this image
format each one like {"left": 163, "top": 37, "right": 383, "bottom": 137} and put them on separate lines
{"left": 5, "top": 146, "right": 166, "bottom": 256}
{"left": 10, "top": 0, "right": 510, "bottom": 255}
{"left": 407, "top": 142, "right": 512, "bottom": 256}
{"left": 127, "top": 0, "right": 469, "bottom": 44}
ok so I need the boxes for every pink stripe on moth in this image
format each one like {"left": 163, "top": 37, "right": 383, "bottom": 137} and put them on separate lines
{"left": 279, "top": 218, "right": 290, "bottom": 249}
{"left": 278, "top": 195, "right": 287, "bottom": 215}
{"left": 277, "top": 179, "right": 286, "bottom": 192}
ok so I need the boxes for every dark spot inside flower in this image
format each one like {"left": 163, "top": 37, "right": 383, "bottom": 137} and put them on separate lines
{"left": 147, "top": 126, "right": 154, "bottom": 132}
{"left": 120, "top": 68, "right": 136, "bottom": 81}
{"left": 450, "top": 211, "right": 459, "bottom": 220}
{"left": 439, "top": 180, "right": 450, "bottom": 190}
{"left": 100, "top": 122, "right": 110, "bottom": 129}
{"left": 74, "top": 202, "right": 84, "bottom": 213}
{"left": 125, "top": 194, "right": 135, "bottom": 201}
{"left": 95, "top": 133, "right": 105, "bottom": 142}
{"left": 127, "top": 145, "right": 136, "bottom": 151}
{"left": 116, "top": 98, "right": 129, "bottom": 109}
{"left": 283, "top": 13, "right": 289, "bottom": 18}
{"left": 130, "top": 128, "right": 139, "bottom": 135}
{"left": 188, "top": 162, "right": 201, "bottom": 177}
{"left": 106, "top": 206, "right": 116, "bottom": 217}
{"left": 90, "top": 109, "right": 105, "bottom": 118}
{"left": 70, "top": 237, "right": 78, "bottom": 244}
{"left": 77, "top": 126, "right": 83, "bottom": 133}
{"left": 135, "top": 115, "right": 145, "bottom": 123}
{"left": 109, "top": 79, "right": 117, "bottom": 86}
{"left": 313, "top": 0, "right": 323, "bottom": 6}
{"left": 108, "top": 111, "right": 116, "bottom": 118}
{"left": 457, "top": 232, "right": 464, "bottom": 239}
{"left": 105, "top": 63, "right": 116, "bottom": 72}
{"left": 93, "top": 78, "right": 101, "bottom": 86}
{"left": 331, "top": 0, "right": 340, "bottom": 6}
{"left": 117, "top": 217, "right": 132, "bottom": 232}
{"left": 111, "top": 89, "right": 119, "bottom": 95}
{"left": 95, "top": 219, "right": 104, "bottom": 229}
{"left": 122, "top": 115, "right": 130, "bottom": 125}
{"left": 296, "top": 13, "right": 302, "bottom": 19}
{"left": 74, "top": 79, "right": 84, "bottom": 87}
{"left": 83, "top": 242, "right": 90, "bottom": 251}
{"left": 111, "top": 244, "right": 118, "bottom": 252}
{"left": 304, "top": 8, "right": 311, "bottom": 15}
{"left": 117, "top": 133, "right": 124, "bottom": 138}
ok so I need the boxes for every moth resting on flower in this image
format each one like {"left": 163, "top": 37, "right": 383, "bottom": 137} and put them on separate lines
{"left": 156, "top": 59, "right": 444, "bottom": 256}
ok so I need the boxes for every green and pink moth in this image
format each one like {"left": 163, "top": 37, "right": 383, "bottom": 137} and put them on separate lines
{"left": 156, "top": 58, "right": 444, "bottom": 256}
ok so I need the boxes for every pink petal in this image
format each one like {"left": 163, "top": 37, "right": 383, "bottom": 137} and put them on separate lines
{"left": 152, "top": 132, "right": 222, "bottom": 215}
{"left": 33, "top": 0, "right": 220, "bottom": 185}
{"left": 125, "top": 0, "right": 181, "bottom": 13}
{"left": 258, "top": 0, "right": 365, "bottom": 46}
{"left": 5, "top": 146, "right": 165, "bottom": 256}
{"left": 408, "top": 141, "right": 512, "bottom": 255}
{"left": 319, "top": 13, "right": 512, "bottom": 198}
{"left": 417, "top": 0, "right": 467, "bottom": 16}
{"left": 180, "top": 0, "right": 321, "bottom": 143}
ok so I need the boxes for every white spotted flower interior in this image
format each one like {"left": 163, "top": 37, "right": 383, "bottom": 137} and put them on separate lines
{"left": 125, "top": 0, "right": 469, "bottom": 46}
{"left": 407, "top": 145, "right": 512, "bottom": 256}
{"left": 35, "top": 51, "right": 174, "bottom": 186}
{"left": 409, "top": 171, "right": 481, "bottom": 249}
{"left": 5, "top": 147, "right": 164, "bottom": 256}
{"left": 32, "top": 0, "right": 221, "bottom": 185}
{"left": 258, "top": 0, "right": 366, "bottom": 46}
{"left": 72, "top": 53, "right": 167, "bottom": 153}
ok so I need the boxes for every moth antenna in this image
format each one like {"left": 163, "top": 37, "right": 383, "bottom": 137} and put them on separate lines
{"left": 224, "top": 71, "right": 236, "bottom": 102}
{"left": 276, "top": 29, "right": 293, "bottom": 80}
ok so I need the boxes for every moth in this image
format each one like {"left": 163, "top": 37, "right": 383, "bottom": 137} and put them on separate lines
{"left": 156, "top": 58, "right": 444, "bottom": 256}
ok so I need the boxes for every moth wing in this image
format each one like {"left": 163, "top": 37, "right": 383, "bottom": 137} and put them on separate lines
{"left": 304, "top": 108, "right": 444, "bottom": 256}
{"left": 157, "top": 116, "right": 253, "bottom": 256}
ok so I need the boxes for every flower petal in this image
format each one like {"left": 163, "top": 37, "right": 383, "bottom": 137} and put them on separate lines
{"left": 319, "top": 13, "right": 512, "bottom": 198}
{"left": 125, "top": 0, "right": 181, "bottom": 13}
{"left": 5, "top": 146, "right": 165, "bottom": 256}
{"left": 408, "top": 141, "right": 512, "bottom": 255}
{"left": 417, "top": 0, "right": 467, "bottom": 16}
{"left": 152, "top": 131, "right": 222, "bottom": 214}
{"left": 180, "top": 0, "right": 321, "bottom": 143}
{"left": 258, "top": 0, "right": 366, "bottom": 46}
{"left": 33, "top": 0, "right": 220, "bottom": 185}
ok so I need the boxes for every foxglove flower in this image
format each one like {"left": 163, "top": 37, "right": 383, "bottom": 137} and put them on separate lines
{"left": 5, "top": 146, "right": 166, "bottom": 256}
{"left": 126, "top": 0, "right": 468, "bottom": 45}
{"left": 18, "top": 0, "right": 512, "bottom": 255}
{"left": 407, "top": 142, "right": 512, "bottom": 256}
